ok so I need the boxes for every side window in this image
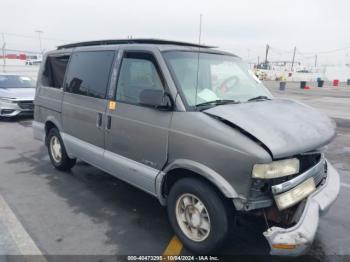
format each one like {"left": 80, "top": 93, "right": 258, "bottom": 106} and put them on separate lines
{"left": 116, "top": 52, "right": 164, "bottom": 104}
{"left": 65, "top": 51, "right": 114, "bottom": 99}
{"left": 42, "top": 55, "right": 70, "bottom": 88}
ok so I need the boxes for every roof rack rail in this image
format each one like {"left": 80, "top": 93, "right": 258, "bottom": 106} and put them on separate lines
{"left": 57, "top": 38, "right": 216, "bottom": 50}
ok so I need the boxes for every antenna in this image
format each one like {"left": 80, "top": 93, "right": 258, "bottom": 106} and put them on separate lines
{"left": 198, "top": 14, "right": 202, "bottom": 45}
{"left": 195, "top": 14, "right": 203, "bottom": 108}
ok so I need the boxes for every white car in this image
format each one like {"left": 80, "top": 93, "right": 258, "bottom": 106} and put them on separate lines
{"left": 0, "top": 74, "right": 36, "bottom": 117}
{"left": 25, "top": 59, "right": 42, "bottom": 66}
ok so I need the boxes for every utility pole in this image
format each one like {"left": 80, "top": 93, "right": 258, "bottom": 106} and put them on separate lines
{"left": 35, "top": 30, "right": 43, "bottom": 55}
{"left": 291, "top": 46, "right": 296, "bottom": 71}
{"left": 314, "top": 54, "right": 318, "bottom": 68}
{"left": 1, "top": 33, "right": 6, "bottom": 72}
{"left": 257, "top": 56, "right": 260, "bottom": 65}
{"left": 246, "top": 48, "right": 251, "bottom": 62}
{"left": 264, "top": 44, "right": 269, "bottom": 64}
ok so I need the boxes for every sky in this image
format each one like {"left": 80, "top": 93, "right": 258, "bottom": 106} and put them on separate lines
{"left": 1, "top": 0, "right": 350, "bottom": 66}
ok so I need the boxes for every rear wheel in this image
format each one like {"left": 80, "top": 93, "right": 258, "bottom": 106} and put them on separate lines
{"left": 47, "top": 128, "right": 76, "bottom": 171}
{"left": 167, "top": 177, "right": 230, "bottom": 254}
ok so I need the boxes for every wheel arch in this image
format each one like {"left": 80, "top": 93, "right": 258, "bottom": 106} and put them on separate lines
{"left": 44, "top": 116, "right": 62, "bottom": 133}
{"left": 156, "top": 159, "right": 240, "bottom": 206}
{"left": 44, "top": 117, "right": 62, "bottom": 144}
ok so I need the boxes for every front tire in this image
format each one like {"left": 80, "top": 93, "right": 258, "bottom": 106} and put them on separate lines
{"left": 47, "top": 128, "right": 76, "bottom": 171}
{"left": 167, "top": 177, "right": 230, "bottom": 254}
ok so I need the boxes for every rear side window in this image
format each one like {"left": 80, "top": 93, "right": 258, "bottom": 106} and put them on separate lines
{"left": 42, "top": 55, "right": 70, "bottom": 88}
{"left": 65, "top": 51, "right": 114, "bottom": 99}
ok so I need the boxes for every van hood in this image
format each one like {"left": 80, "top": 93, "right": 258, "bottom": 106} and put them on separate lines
{"left": 204, "top": 99, "right": 336, "bottom": 159}
{"left": 0, "top": 88, "right": 35, "bottom": 100}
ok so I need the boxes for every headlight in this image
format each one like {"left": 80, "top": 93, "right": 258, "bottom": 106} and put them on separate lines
{"left": 0, "top": 97, "right": 15, "bottom": 103}
{"left": 252, "top": 158, "right": 300, "bottom": 179}
{"left": 274, "top": 177, "right": 316, "bottom": 210}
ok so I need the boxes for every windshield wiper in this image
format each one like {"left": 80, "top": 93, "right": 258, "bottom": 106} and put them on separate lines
{"left": 247, "top": 96, "right": 271, "bottom": 102}
{"left": 196, "top": 99, "right": 239, "bottom": 109}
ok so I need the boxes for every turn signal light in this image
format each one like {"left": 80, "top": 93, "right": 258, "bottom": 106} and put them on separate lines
{"left": 272, "top": 244, "right": 297, "bottom": 250}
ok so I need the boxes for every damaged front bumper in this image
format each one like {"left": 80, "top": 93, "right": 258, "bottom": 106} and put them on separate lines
{"left": 263, "top": 160, "right": 340, "bottom": 256}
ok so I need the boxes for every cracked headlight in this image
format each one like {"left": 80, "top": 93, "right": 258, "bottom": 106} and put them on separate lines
{"left": 252, "top": 158, "right": 300, "bottom": 179}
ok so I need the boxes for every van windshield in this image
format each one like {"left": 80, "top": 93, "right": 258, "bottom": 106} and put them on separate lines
{"left": 163, "top": 51, "right": 272, "bottom": 107}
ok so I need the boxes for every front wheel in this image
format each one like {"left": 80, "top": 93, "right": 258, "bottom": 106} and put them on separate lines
{"left": 167, "top": 177, "right": 230, "bottom": 254}
{"left": 47, "top": 128, "right": 76, "bottom": 171}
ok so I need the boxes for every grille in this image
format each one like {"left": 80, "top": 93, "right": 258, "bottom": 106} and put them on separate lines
{"left": 298, "top": 153, "right": 321, "bottom": 173}
{"left": 18, "top": 101, "right": 34, "bottom": 110}
{"left": 269, "top": 152, "right": 325, "bottom": 191}
{"left": 298, "top": 152, "right": 326, "bottom": 187}
{"left": 1, "top": 109, "right": 15, "bottom": 115}
{"left": 314, "top": 161, "right": 327, "bottom": 186}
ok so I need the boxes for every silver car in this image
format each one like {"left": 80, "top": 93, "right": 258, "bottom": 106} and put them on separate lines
{"left": 33, "top": 39, "right": 340, "bottom": 256}
{"left": 0, "top": 74, "right": 36, "bottom": 117}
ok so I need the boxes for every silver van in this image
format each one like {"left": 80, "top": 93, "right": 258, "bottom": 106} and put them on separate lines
{"left": 33, "top": 39, "right": 340, "bottom": 256}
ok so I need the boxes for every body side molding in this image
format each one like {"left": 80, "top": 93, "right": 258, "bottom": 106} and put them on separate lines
{"left": 61, "top": 132, "right": 160, "bottom": 196}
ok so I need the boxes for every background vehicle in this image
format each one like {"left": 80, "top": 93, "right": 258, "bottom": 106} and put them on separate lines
{"left": 25, "top": 59, "right": 42, "bottom": 66}
{"left": 0, "top": 74, "right": 36, "bottom": 117}
{"left": 33, "top": 39, "right": 340, "bottom": 256}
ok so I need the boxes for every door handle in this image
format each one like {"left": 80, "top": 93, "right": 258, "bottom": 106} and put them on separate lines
{"left": 96, "top": 112, "right": 103, "bottom": 128}
{"left": 106, "top": 115, "right": 112, "bottom": 130}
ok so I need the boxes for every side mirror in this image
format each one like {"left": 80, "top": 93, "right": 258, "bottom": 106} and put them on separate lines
{"left": 139, "top": 89, "right": 174, "bottom": 110}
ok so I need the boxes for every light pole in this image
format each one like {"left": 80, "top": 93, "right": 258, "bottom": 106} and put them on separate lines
{"left": 1, "top": 33, "right": 6, "bottom": 72}
{"left": 35, "top": 30, "right": 43, "bottom": 55}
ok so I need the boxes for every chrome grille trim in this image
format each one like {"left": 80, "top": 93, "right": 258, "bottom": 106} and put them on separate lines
{"left": 314, "top": 162, "right": 327, "bottom": 186}
{"left": 271, "top": 154, "right": 325, "bottom": 194}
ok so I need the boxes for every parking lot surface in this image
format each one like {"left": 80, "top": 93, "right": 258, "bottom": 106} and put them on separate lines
{"left": 0, "top": 83, "right": 349, "bottom": 261}
{"left": 265, "top": 81, "right": 350, "bottom": 122}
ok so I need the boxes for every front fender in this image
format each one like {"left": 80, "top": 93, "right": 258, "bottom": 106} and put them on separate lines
{"left": 156, "top": 159, "right": 242, "bottom": 206}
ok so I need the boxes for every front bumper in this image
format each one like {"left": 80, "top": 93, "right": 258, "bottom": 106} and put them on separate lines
{"left": 263, "top": 160, "right": 340, "bottom": 256}
{"left": 0, "top": 100, "right": 34, "bottom": 117}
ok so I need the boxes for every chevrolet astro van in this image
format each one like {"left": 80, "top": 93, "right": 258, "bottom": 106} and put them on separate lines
{"left": 33, "top": 39, "right": 340, "bottom": 256}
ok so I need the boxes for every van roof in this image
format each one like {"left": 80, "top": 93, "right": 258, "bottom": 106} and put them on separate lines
{"left": 54, "top": 39, "right": 238, "bottom": 57}
{"left": 57, "top": 39, "right": 216, "bottom": 50}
